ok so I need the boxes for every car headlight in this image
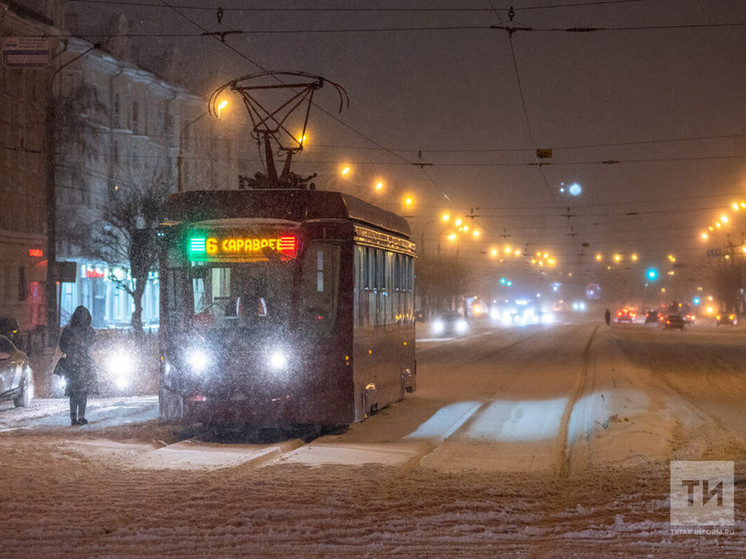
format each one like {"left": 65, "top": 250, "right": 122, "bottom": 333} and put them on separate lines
{"left": 455, "top": 319, "right": 468, "bottom": 333}
{"left": 268, "top": 349, "right": 289, "bottom": 370}
{"left": 186, "top": 348, "right": 211, "bottom": 375}
{"left": 432, "top": 320, "right": 445, "bottom": 334}
{"left": 106, "top": 351, "right": 135, "bottom": 377}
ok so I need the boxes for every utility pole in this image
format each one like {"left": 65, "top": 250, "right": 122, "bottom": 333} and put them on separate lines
{"left": 45, "top": 42, "right": 101, "bottom": 345}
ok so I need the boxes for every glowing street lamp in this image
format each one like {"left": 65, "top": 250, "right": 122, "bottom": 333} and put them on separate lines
{"left": 216, "top": 99, "right": 228, "bottom": 117}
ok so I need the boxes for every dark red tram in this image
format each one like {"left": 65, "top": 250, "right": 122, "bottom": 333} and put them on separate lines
{"left": 158, "top": 189, "right": 416, "bottom": 426}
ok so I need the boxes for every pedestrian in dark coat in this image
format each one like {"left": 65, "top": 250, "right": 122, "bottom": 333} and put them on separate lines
{"left": 59, "top": 306, "right": 97, "bottom": 426}
{"left": 604, "top": 308, "right": 611, "bottom": 325}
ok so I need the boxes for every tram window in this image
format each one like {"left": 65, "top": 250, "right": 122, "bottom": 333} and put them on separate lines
{"left": 354, "top": 246, "right": 364, "bottom": 290}
{"left": 188, "top": 264, "right": 292, "bottom": 329}
{"left": 376, "top": 249, "right": 386, "bottom": 290}
{"left": 164, "top": 269, "right": 189, "bottom": 333}
{"left": 394, "top": 253, "right": 401, "bottom": 291}
{"left": 366, "top": 247, "right": 375, "bottom": 289}
{"left": 301, "top": 243, "right": 340, "bottom": 329}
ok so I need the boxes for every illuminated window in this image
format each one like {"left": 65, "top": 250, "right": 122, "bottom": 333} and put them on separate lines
{"left": 316, "top": 249, "right": 324, "bottom": 292}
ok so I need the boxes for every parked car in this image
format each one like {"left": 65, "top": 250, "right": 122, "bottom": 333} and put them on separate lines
{"left": 663, "top": 315, "right": 685, "bottom": 330}
{"left": 0, "top": 334, "right": 32, "bottom": 407}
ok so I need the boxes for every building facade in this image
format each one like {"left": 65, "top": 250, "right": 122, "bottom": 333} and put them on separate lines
{"left": 3, "top": 0, "right": 249, "bottom": 337}
{"left": 0, "top": 2, "right": 60, "bottom": 347}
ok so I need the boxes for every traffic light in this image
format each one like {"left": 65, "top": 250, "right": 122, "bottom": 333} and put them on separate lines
{"left": 646, "top": 268, "right": 658, "bottom": 281}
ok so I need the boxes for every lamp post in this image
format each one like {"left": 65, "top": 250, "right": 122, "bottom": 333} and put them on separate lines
{"left": 45, "top": 41, "right": 101, "bottom": 345}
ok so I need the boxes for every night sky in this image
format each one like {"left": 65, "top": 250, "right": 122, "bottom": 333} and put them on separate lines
{"left": 58, "top": 0, "right": 746, "bottom": 283}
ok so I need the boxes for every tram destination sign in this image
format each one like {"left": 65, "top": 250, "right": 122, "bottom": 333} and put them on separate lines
{"left": 188, "top": 232, "right": 297, "bottom": 262}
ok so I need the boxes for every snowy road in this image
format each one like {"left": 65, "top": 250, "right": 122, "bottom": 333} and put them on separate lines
{"left": 1, "top": 322, "right": 745, "bottom": 557}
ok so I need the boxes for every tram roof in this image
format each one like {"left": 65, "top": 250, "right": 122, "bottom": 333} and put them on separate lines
{"left": 165, "top": 189, "right": 411, "bottom": 238}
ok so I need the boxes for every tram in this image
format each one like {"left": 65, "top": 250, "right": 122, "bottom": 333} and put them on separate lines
{"left": 157, "top": 188, "right": 416, "bottom": 426}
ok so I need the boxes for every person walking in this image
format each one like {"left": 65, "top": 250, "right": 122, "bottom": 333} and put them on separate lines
{"left": 604, "top": 308, "right": 611, "bottom": 326}
{"left": 59, "top": 306, "right": 97, "bottom": 426}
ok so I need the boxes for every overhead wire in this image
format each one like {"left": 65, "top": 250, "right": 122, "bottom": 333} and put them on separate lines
{"left": 65, "top": 0, "right": 647, "bottom": 13}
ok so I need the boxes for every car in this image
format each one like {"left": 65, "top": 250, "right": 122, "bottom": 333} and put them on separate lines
{"left": 644, "top": 310, "right": 660, "bottom": 324}
{"left": 53, "top": 331, "right": 154, "bottom": 397}
{"left": 617, "top": 309, "right": 636, "bottom": 323}
{"left": 0, "top": 334, "right": 32, "bottom": 407}
{"left": 430, "top": 312, "right": 469, "bottom": 337}
{"left": 716, "top": 312, "right": 736, "bottom": 326}
{"left": 90, "top": 331, "right": 154, "bottom": 395}
{"left": 663, "top": 315, "right": 685, "bottom": 330}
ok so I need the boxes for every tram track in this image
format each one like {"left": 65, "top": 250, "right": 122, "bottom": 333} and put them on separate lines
{"left": 557, "top": 325, "right": 600, "bottom": 477}
{"left": 398, "top": 325, "right": 601, "bottom": 476}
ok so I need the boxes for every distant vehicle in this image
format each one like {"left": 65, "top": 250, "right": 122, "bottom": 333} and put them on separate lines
{"left": 716, "top": 312, "right": 736, "bottom": 326}
{"left": 663, "top": 315, "right": 685, "bottom": 330}
{"left": 617, "top": 309, "right": 635, "bottom": 323}
{"left": 431, "top": 312, "right": 469, "bottom": 337}
{"left": 644, "top": 310, "right": 660, "bottom": 324}
{"left": 0, "top": 334, "right": 32, "bottom": 407}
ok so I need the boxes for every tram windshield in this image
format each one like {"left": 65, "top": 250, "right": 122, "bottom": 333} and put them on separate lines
{"left": 190, "top": 262, "right": 293, "bottom": 332}
{"left": 165, "top": 241, "right": 341, "bottom": 337}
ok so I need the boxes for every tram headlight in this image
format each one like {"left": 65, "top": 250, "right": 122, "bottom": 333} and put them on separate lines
{"left": 186, "top": 348, "right": 210, "bottom": 375}
{"left": 268, "top": 349, "right": 288, "bottom": 371}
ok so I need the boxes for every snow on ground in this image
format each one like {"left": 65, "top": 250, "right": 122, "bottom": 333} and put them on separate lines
{"left": 1, "top": 322, "right": 746, "bottom": 557}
